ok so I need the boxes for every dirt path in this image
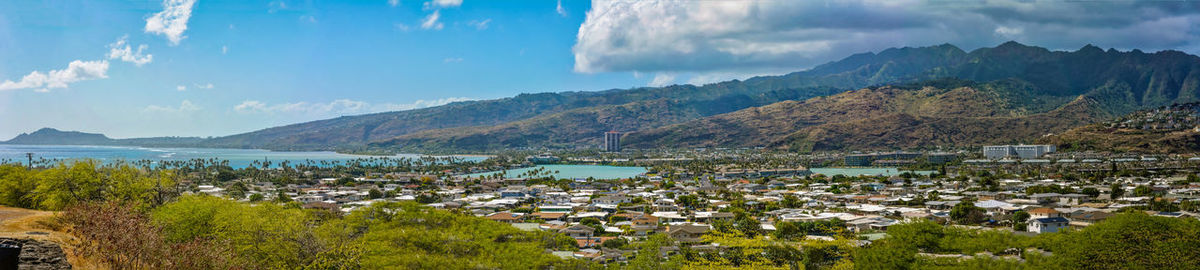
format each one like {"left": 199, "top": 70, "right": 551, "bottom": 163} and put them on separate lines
{"left": 0, "top": 206, "right": 60, "bottom": 240}
{"left": 0, "top": 206, "right": 102, "bottom": 269}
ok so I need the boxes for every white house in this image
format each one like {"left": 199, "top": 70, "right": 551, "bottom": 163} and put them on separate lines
{"left": 1028, "top": 217, "right": 1069, "bottom": 234}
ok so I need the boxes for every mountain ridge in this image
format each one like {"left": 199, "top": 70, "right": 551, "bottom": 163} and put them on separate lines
{"left": 11, "top": 41, "right": 1200, "bottom": 152}
{"left": 376, "top": 42, "right": 1200, "bottom": 151}
{"left": 2, "top": 128, "right": 204, "bottom": 147}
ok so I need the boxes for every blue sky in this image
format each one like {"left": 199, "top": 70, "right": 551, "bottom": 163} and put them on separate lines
{"left": 2, "top": 0, "right": 1199, "bottom": 139}
{"left": 0, "top": 0, "right": 640, "bottom": 139}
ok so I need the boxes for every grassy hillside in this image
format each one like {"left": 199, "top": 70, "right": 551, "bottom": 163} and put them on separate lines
{"left": 624, "top": 81, "right": 1108, "bottom": 152}
{"left": 372, "top": 42, "right": 1200, "bottom": 152}
{"left": 199, "top": 43, "right": 971, "bottom": 151}
{"left": 1041, "top": 103, "right": 1200, "bottom": 153}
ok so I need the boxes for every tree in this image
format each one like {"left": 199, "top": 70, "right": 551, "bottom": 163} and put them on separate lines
{"left": 0, "top": 164, "right": 39, "bottom": 208}
{"left": 248, "top": 193, "right": 265, "bottom": 202}
{"left": 215, "top": 170, "right": 238, "bottom": 182}
{"left": 1133, "top": 185, "right": 1155, "bottom": 197}
{"left": 226, "top": 182, "right": 248, "bottom": 199}
{"left": 367, "top": 188, "right": 383, "bottom": 199}
{"left": 1081, "top": 187, "right": 1100, "bottom": 198}
{"left": 950, "top": 201, "right": 987, "bottom": 225}
{"left": 1011, "top": 211, "right": 1030, "bottom": 230}
{"left": 274, "top": 190, "right": 293, "bottom": 203}
{"left": 734, "top": 211, "right": 763, "bottom": 237}
{"left": 780, "top": 194, "right": 802, "bottom": 208}
{"left": 1011, "top": 211, "right": 1030, "bottom": 223}
{"left": 415, "top": 193, "right": 440, "bottom": 204}
{"left": 1110, "top": 183, "right": 1125, "bottom": 199}
{"left": 601, "top": 237, "right": 628, "bottom": 249}
{"left": 1053, "top": 212, "right": 1200, "bottom": 269}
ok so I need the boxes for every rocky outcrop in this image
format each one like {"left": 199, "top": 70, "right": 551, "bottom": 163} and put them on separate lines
{"left": 0, "top": 238, "right": 71, "bottom": 270}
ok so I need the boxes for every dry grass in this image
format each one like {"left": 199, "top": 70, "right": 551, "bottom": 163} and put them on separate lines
{"left": 0, "top": 206, "right": 107, "bottom": 269}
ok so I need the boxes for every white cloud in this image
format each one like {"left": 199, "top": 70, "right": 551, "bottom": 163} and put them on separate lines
{"left": 195, "top": 83, "right": 214, "bottom": 89}
{"left": 394, "top": 23, "right": 412, "bottom": 32}
{"left": 995, "top": 26, "right": 1024, "bottom": 38}
{"left": 443, "top": 57, "right": 464, "bottom": 63}
{"left": 421, "top": 10, "right": 444, "bottom": 30}
{"left": 556, "top": 0, "right": 567, "bottom": 17}
{"left": 234, "top": 100, "right": 267, "bottom": 112}
{"left": 648, "top": 73, "right": 675, "bottom": 87}
{"left": 379, "top": 97, "right": 475, "bottom": 111}
{"left": 0, "top": 60, "right": 109, "bottom": 92}
{"left": 144, "top": 0, "right": 197, "bottom": 46}
{"left": 107, "top": 36, "right": 153, "bottom": 66}
{"left": 234, "top": 97, "right": 474, "bottom": 115}
{"left": 145, "top": 100, "right": 201, "bottom": 113}
{"left": 176, "top": 85, "right": 187, "bottom": 91}
{"left": 300, "top": 15, "right": 317, "bottom": 23}
{"left": 268, "top": 1, "right": 287, "bottom": 13}
{"left": 388, "top": 0, "right": 400, "bottom": 7}
{"left": 573, "top": 0, "right": 1200, "bottom": 74}
{"left": 221, "top": 45, "right": 228, "bottom": 54}
{"left": 468, "top": 18, "right": 491, "bottom": 30}
{"left": 424, "top": 0, "right": 461, "bottom": 9}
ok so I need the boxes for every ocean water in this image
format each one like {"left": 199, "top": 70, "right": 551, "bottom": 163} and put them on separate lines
{"left": 0, "top": 144, "right": 486, "bottom": 168}
{"left": 466, "top": 164, "right": 648, "bottom": 180}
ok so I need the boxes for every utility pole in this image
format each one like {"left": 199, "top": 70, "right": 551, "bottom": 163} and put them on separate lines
{"left": 25, "top": 153, "right": 32, "bottom": 170}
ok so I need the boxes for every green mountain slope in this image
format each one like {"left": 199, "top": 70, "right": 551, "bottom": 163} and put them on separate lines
{"left": 1040, "top": 103, "right": 1200, "bottom": 153}
{"left": 621, "top": 80, "right": 1106, "bottom": 151}
{"left": 3, "top": 128, "right": 113, "bottom": 145}
{"left": 613, "top": 43, "right": 1200, "bottom": 151}
{"left": 2, "top": 128, "right": 203, "bottom": 147}
{"left": 200, "top": 44, "right": 970, "bottom": 151}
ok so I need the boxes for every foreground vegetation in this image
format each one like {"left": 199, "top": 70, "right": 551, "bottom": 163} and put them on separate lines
{"left": 2, "top": 161, "right": 1199, "bottom": 269}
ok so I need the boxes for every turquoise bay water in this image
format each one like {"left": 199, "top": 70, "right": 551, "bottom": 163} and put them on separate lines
{"left": 466, "top": 164, "right": 647, "bottom": 180}
{"left": 809, "top": 167, "right": 934, "bottom": 177}
{"left": 0, "top": 144, "right": 486, "bottom": 168}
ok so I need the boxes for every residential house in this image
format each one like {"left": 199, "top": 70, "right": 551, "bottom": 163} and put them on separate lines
{"left": 1028, "top": 208, "right": 1061, "bottom": 219}
{"left": 560, "top": 224, "right": 597, "bottom": 239}
{"left": 667, "top": 224, "right": 710, "bottom": 243}
{"left": 631, "top": 215, "right": 660, "bottom": 236}
{"left": 1028, "top": 217, "right": 1069, "bottom": 234}
{"left": 594, "top": 195, "right": 632, "bottom": 205}
{"left": 485, "top": 212, "right": 523, "bottom": 223}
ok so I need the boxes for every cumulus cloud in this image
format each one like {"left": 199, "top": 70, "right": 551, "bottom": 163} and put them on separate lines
{"left": 647, "top": 73, "right": 675, "bottom": 87}
{"left": 234, "top": 97, "right": 474, "bottom": 115}
{"left": 379, "top": 97, "right": 475, "bottom": 111}
{"left": 176, "top": 85, "right": 187, "bottom": 91}
{"left": 468, "top": 18, "right": 491, "bottom": 30}
{"left": 0, "top": 60, "right": 109, "bottom": 92}
{"left": 421, "top": 10, "right": 444, "bottom": 30}
{"left": 268, "top": 1, "right": 287, "bottom": 13}
{"left": 145, "top": 0, "right": 197, "bottom": 45}
{"left": 424, "top": 0, "right": 461, "bottom": 9}
{"left": 556, "top": 0, "right": 567, "bottom": 17}
{"left": 107, "top": 36, "right": 153, "bottom": 66}
{"left": 145, "top": 100, "right": 201, "bottom": 113}
{"left": 574, "top": 0, "right": 1200, "bottom": 74}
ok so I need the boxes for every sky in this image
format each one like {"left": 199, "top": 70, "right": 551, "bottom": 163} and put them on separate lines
{"left": 2, "top": 0, "right": 1199, "bottom": 139}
